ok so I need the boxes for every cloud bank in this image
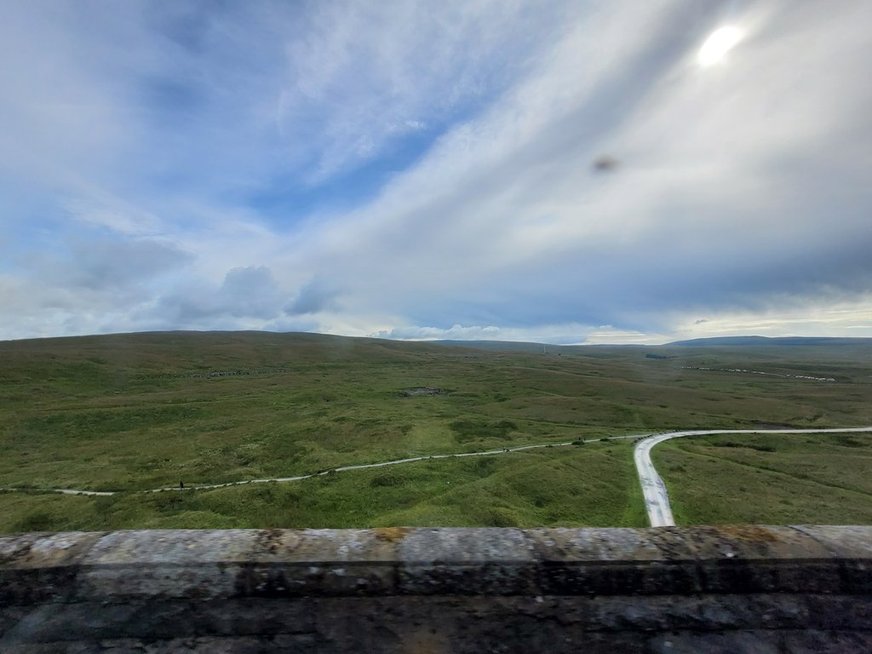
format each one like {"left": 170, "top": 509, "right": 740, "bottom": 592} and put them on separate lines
{"left": 1, "top": 1, "right": 871, "bottom": 343}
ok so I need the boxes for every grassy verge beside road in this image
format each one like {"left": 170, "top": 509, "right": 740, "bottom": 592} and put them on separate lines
{"left": 652, "top": 433, "right": 872, "bottom": 524}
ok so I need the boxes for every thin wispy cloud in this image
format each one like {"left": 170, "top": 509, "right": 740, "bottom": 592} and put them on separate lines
{"left": 1, "top": 0, "right": 870, "bottom": 343}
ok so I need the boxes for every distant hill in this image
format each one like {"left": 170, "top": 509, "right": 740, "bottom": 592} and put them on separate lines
{"left": 667, "top": 336, "right": 872, "bottom": 347}
{"left": 430, "top": 340, "right": 553, "bottom": 352}
{"left": 431, "top": 335, "right": 872, "bottom": 350}
{"left": 0, "top": 330, "right": 473, "bottom": 368}
{"left": 4, "top": 330, "right": 871, "bottom": 353}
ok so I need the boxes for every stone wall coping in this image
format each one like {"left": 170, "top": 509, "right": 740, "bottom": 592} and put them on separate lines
{"left": 2, "top": 526, "right": 870, "bottom": 604}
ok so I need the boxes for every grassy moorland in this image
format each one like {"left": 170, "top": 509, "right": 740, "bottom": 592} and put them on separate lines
{"left": 0, "top": 443, "right": 645, "bottom": 532}
{"left": 1, "top": 331, "right": 871, "bottom": 532}
{"left": 653, "top": 432, "right": 872, "bottom": 525}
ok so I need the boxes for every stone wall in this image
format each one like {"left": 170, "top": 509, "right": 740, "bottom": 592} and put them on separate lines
{"left": 2, "top": 525, "right": 871, "bottom": 652}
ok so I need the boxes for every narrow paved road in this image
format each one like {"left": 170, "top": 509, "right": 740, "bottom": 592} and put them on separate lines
{"left": 634, "top": 427, "right": 872, "bottom": 527}
{"left": 1, "top": 435, "right": 642, "bottom": 497}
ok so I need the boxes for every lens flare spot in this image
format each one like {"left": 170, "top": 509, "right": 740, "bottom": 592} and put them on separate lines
{"left": 698, "top": 26, "right": 744, "bottom": 67}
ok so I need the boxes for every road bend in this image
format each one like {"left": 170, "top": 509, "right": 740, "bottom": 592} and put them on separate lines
{"left": 634, "top": 427, "right": 872, "bottom": 528}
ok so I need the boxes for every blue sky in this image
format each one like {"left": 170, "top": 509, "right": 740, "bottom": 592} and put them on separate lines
{"left": 1, "top": 0, "right": 871, "bottom": 343}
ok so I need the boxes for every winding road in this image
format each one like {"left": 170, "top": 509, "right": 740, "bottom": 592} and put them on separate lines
{"left": 5, "top": 427, "right": 872, "bottom": 529}
{"left": 634, "top": 427, "right": 872, "bottom": 527}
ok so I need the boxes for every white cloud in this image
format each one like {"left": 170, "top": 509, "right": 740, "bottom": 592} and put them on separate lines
{"left": 668, "top": 294, "right": 872, "bottom": 340}
{"left": 584, "top": 327, "right": 669, "bottom": 346}
{"left": 1, "top": 1, "right": 871, "bottom": 343}
{"left": 275, "top": 0, "right": 872, "bottom": 335}
{"left": 275, "top": 0, "right": 568, "bottom": 181}
{"left": 64, "top": 195, "right": 164, "bottom": 237}
{"left": 371, "top": 322, "right": 593, "bottom": 345}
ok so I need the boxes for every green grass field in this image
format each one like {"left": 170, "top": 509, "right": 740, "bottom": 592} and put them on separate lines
{"left": 1, "top": 331, "right": 871, "bottom": 532}
{"left": 0, "top": 442, "right": 644, "bottom": 532}
{"left": 653, "top": 432, "right": 872, "bottom": 525}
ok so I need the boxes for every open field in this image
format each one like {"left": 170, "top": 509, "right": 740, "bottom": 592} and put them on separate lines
{"left": 652, "top": 433, "right": 872, "bottom": 524}
{"left": 1, "top": 331, "right": 871, "bottom": 531}
{"left": 0, "top": 442, "right": 644, "bottom": 532}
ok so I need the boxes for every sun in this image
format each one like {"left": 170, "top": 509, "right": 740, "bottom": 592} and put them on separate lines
{"left": 697, "top": 26, "right": 744, "bottom": 67}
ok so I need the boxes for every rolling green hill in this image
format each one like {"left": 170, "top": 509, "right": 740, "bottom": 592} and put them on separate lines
{"left": 1, "top": 331, "right": 871, "bottom": 532}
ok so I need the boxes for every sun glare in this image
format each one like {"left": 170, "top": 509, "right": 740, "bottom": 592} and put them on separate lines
{"left": 698, "top": 26, "right": 744, "bottom": 67}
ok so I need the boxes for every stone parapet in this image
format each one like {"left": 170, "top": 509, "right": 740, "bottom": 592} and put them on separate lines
{"left": 2, "top": 526, "right": 871, "bottom": 652}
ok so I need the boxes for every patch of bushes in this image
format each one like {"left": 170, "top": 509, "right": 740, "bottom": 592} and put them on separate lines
{"left": 472, "top": 457, "right": 496, "bottom": 475}
{"left": 14, "top": 511, "right": 55, "bottom": 531}
{"left": 484, "top": 507, "right": 520, "bottom": 527}
{"left": 450, "top": 419, "right": 517, "bottom": 442}
{"left": 369, "top": 472, "right": 406, "bottom": 488}
{"left": 835, "top": 435, "right": 865, "bottom": 448}
{"left": 712, "top": 441, "right": 776, "bottom": 452}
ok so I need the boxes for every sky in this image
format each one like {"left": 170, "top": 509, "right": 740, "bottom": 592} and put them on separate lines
{"left": 1, "top": 0, "right": 871, "bottom": 345}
